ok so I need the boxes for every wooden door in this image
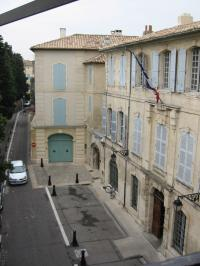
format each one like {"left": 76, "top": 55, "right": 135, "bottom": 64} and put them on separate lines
{"left": 152, "top": 190, "right": 165, "bottom": 238}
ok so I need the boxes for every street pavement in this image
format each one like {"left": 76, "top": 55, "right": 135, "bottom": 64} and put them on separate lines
{"left": 29, "top": 163, "right": 164, "bottom": 265}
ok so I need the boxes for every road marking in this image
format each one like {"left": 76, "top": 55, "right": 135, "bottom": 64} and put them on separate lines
{"left": 45, "top": 186, "right": 70, "bottom": 246}
{"left": 6, "top": 111, "right": 22, "bottom": 161}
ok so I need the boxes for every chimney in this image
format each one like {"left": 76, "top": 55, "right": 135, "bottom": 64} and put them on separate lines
{"left": 178, "top": 13, "right": 193, "bottom": 25}
{"left": 60, "top": 28, "right": 66, "bottom": 38}
{"left": 111, "top": 29, "right": 122, "bottom": 36}
{"left": 143, "top": 25, "right": 153, "bottom": 35}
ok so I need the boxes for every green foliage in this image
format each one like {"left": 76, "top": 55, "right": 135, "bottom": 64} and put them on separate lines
{"left": 0, "top": 35, "right": 27, "bottom": 119}
{"left": 0, "top": 161, "right": 12, "bottom": 183}
{"left": 0, "top": 114, "right": 7, "bottom": 141}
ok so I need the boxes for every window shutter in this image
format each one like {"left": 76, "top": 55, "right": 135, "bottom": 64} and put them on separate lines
{"left": 53, "top": 63, "right": 66, "bottom": 90}
{"left": 176, "top": 48, "right": 186, "bottom": 92}
{"left": 111, "top": 55, "right": 115, "bottom": 86}
{"left": 122, "top": 114, "right": 127, "bottom": 148}
{"left": 131, "top": 54, "right": 136, "bottom": 87}
{"left": 123, "top": 55, "right": 126, "bottom": 86}
{"left": 102, "top": 106, "right": 107, "bottom": 134}
{"left": 111, "top": 111, "right": 116, "bottom": 142}
{"left": 88, "top": 96, "right": 92, "bottom": 112}
{"left": 120, "top": 55, "right": 123, "bottom": 86}
{"left": 107, "top": 56, "right": 111, "bottom": 86}
{"left": 169, "top": 49, "right": 176, "bottom": 92}
{"left": 151, "top": 51, "right": 159, "bottom": 87}
{"left": 53, "top": 98, "right": 66, "bottom": 125}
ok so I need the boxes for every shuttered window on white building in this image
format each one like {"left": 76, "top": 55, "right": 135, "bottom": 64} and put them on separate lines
{"left": 132, "top": 116, "right": 142, "bottom": 155}
{"left": 155, "top": 124, "right": 167, "bottom": 169}
{"left": 177, "top": 132, "right": 194, "bottom": 186}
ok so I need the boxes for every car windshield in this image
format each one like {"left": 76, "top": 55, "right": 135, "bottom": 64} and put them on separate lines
{"left": 11, "top": 165, "right": 25, "bottom": 173}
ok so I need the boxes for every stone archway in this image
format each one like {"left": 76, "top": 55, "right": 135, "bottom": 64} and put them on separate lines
{"left": 152, "top": 189, "right": 165, "bottom": 239}
{"left": 91, "top": 144, "right": 100, "bottom": 170}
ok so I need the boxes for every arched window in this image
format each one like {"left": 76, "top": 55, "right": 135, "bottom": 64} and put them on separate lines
{"left": 53, "top": 98, "right": 66, "bottom": 125}
{"left": 132, "top": 115, "right": 142, "bottom": 155}
{"left": 109, "top": 154, "right": 118, "bottom": 191}
{"left": 176, "top": 132, "right": 194, "bottom": 186}
{"left": 173, "top": 210, "right": 186, "bottom": 254}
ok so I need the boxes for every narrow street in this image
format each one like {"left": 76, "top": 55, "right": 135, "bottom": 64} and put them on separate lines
{"left": 1, "top": 111, "right": 71, "bottom": 266}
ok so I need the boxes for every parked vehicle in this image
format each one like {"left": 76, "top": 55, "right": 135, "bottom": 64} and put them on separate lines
{"left": 7, "top": 160, "right": 28, "bottom": 185}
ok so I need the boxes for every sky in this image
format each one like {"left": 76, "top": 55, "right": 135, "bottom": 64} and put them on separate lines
{"left": 0, "top": 0, "right": 200, "bottom": 60}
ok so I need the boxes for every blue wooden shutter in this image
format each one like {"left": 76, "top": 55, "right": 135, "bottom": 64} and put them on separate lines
{"left": 123, "top": 55, "right": 126, "bottom": 86}
{"left": 120, "top": 55, "right": 126, "bottom": 87}
{"left": 53, "top": 98, "right": 66, "bottom": 125}
{"left": 151, "top": 51, "right": 159, "bottom": 87}
{"left": 177, "top": 48, "right": 186, "bottom": 92}
{"left": 53, "top": 63, "right": 66, "bottom": 90}
{"left": 102, "top": 106, "right": 107, "bottom": 134}
{"left": 111, "top": 111, "right": 116, "bottom": 142}
{"left": 169, "top": 49, "right": 177, "bottom": 92}
{"left": 131, "top": 54, "right": 136, "bottom": 87}
{"left": 122, "top": 114, "right": 127, "bottom": 148}
{"left": 88, "top": 96, "right": 92, "bottom": 112}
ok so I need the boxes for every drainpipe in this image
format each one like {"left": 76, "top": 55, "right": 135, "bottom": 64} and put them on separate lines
{"left": 123, "top": 49, "right": 132, "bottom": 208}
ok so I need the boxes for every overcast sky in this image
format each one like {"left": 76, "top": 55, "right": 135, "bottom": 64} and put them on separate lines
{"left": 0, "top": 0, "right": 200, "bottom": 60}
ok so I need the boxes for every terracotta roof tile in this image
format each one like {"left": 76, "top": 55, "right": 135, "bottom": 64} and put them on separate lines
{"left": 31, "top": 34, "right": 137, "bottom": 50}
{"left": 83, "top": 53, "right": 105, "bottom": 64}
{"left": 102, "top": 21, "right": 200, "bottom": 50}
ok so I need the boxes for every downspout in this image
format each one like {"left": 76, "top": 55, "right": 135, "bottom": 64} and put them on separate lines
{"left": 123, "top": 49, "right": 132, "bottom": 207}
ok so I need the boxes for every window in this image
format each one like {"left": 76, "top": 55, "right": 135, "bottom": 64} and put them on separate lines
{"left": 155, "top": 124, "right": 167, "bottom": 169}
{"left": 173, "top": 210, "right": 186, "bottom": 254}
{"left": 88, "top": 65, "right": 93, "bottom": 85}
{"left": 102, "top": 106, "right": 107, "bottom": 134}
{"left": 53, "top": 63, "right": 66, "bottom": 90}
{"left": 107, "top": 108, "right": 112, "bottom": 137}
{"left": 88, "top": 96, "right": 92, "bottom": 112}
{"left": 110, "top": 154, "right": 118, "bottom": 191}
{"left": 108, "top": 55, "right": 115, "bottom": 86}
{"left": 53, "top": 98, "right": 66, "bottom": 125}
{"left": 132, "top": 115, "right": 142, "bottom": 155}
{"left": 163, "top": 51, "right": 170, "bottom": 88}
{"left": 131, "top": 175, "right": 138, "bottom": 210}
{"left": 177, "top": 132, "right": 194, "bottom": 186}
{"left": 120, "top": 54, "right": 126, "bottom": 87}
{"left": 191, "top": 48, "right": 200, "bottom": 91}
{"left": 118, "top": 111, "right": 125, "bottom": 144}
{"left": 137, "top": 53, "right": 146, "bottom": 87}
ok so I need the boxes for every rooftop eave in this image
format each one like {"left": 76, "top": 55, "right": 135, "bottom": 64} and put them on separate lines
{"left": 101, "top": 28, "right": 200, "bottom": 52}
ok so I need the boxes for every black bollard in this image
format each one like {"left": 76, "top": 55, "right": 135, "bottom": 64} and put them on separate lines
{"left": 48, "top": 175, "right": 52, "bottom": 186}
{"left": 40, "top": 158, "right": 44, "bottom": 168}
{"left": 51, "top": 185, "right": 57, "bottom": 196}
{"left": 75, "top": 173, "right": 79, "bottom": 184}
{"left": 71, "top": 230, "right": 79, "bottom": 247}
{"left": 80, "top": 250, "right": 87, "bottom": 266}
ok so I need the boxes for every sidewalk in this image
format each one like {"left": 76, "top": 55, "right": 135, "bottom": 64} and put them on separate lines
{"left": 28, "top": 163, "right": 165, "bottom": 265}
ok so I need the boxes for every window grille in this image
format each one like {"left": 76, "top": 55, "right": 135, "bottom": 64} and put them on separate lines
{"left": 131, "top": 175, "right": 138, "bottom": 210}
{"left": 173, "top": 210, "right": 186, "bottom": 254}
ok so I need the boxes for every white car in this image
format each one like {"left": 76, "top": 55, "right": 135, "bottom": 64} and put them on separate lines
{"left": 8, "top": 160, "right": 28, "bottom": 185}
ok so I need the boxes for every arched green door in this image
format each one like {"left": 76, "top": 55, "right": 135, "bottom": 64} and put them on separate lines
{"left": 48, "top": 134, "right": 73, "bottom": 162}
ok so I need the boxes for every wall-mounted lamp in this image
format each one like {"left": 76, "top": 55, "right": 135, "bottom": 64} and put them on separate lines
{"left": 173, "top": 192, "right": 200, "bottom": 212}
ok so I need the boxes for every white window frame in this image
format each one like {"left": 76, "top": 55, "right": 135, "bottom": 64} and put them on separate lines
{"left": 118, "top": 111, "right": 124, "bottom": 143}
{"left": 107, "top": 108, "right": 112, "bottom": 137}
{"left": 155, "top": 124, "right": 167, "bottom": 169}
{"left": 163, "top": 51, "right": 171, "bottom": 88}
{"left": 191, "top": 48, "right": 200, "bottom": 91}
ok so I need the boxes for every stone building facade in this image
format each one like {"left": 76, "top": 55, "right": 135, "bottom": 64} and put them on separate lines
{"left": 93, "top": 19, "right": 200, "bottom": 258}
{"left": 30, "top": 31, "right": 136, "bottom": 165}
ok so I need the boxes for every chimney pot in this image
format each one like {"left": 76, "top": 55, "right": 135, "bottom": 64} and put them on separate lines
{"left": 60, "top": 28, "right": 66, "bottom": 38}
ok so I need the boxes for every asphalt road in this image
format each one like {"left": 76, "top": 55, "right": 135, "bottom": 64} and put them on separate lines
{"left": 1, "top": 111, "right": 71, "bottom": 266}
